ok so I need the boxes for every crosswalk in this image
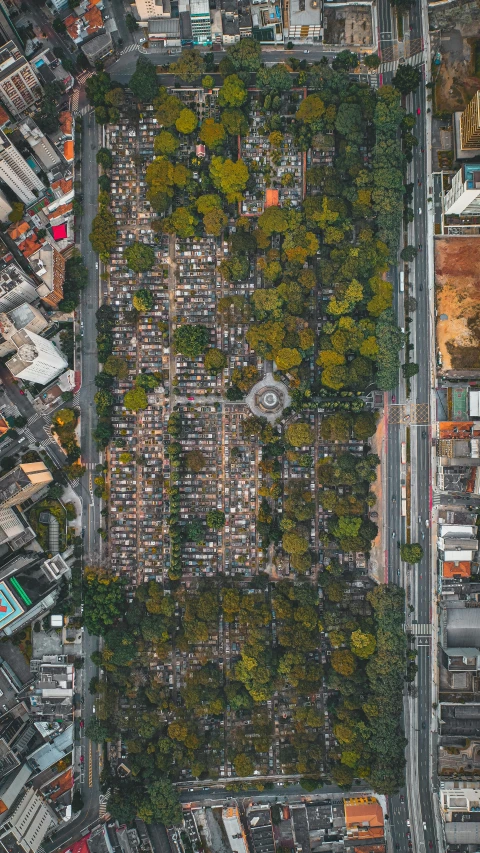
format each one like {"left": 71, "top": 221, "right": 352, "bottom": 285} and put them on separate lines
{"left": 23, "top": 427, "right": 37, "bottom": 445}
{"left": 99, "top": 789, "right": 111, "bottom": 818}
{"left": 120, "top": 43, "right": 140, "bottom": 55}
{"left": 410, "top": 623, "right": 432, "bottom": 636}
{"left": 380, "top": 51, "right": 426, "bottom": 75}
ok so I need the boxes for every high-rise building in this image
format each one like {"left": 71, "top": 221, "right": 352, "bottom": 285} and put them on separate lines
{"left": 18, "top": 119, "right": 61, "bottom": 171}
{"left": 0, "top": 187, "right": 10, "bottom": 221}
{"left": 190, "top": 0, "right": 211, "bottom": 44}
{"left": 5, "top": 328, "right": 68, "bottom": 385}
{"left": 135, "top": 0, "right": 170, "bottom": 18}
{"left": 0, "top": 40, "right": 42, "bottom": 117}
{"left": 460, "top": 91, "right": 480, "bottom": 151}
{"left": 0, "top": 130, "right": 44, "bottom": 204}
{"left": 0, "top": 302, "right": 49, "bottom": 357}
{"left": 0, "top": 462, "right": 52, "bottom": 509}
{"left": 0, "top": 262, "right": 41, "bottom": 312}
{"left": 0, "top": 787, "right": 56, "bottom": 853}
{"left": 444, "top": 164, "right": 480, "bottom": 216}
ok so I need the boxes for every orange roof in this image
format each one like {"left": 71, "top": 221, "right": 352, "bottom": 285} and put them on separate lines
{"left": 59, "top": 111, "right": 73, "bottom": 136}
{"left": 439, "top": 421, "right": 473, "bottom": 439}
{"left": 63, "top": 140, "right": 74, "bottom": 162}
{"left": 84, "top": 4, "right": 103, "bottom": 33}
{"left": 18, "top": 234, "right": 45, "bottom": 258}
{"left": 51, "top": 178, "right": 73, "bottom": 195}
{"left": 354, "top": 847, "right": 385, "bottom": 853}
{"left": 48, "top": 202, "right": 73, "bottom": 221}
{"left": 49, "top": 768, "right": 73, "bottom": 801}
{"left": 344, "top": 799, "right": 384, "bottom": 840}
{"left": 443, "top": 560, "right": 471, "bottom": 578}
{"left": 0, "top": 418, "right": 9, "bottom": 437}
{"left": 7, "top": 221, "right": 29, "bottom": 240}
{"left": 0, "top": 105, "right": 9, "bottom": 127}
{"left": 65, "top": 15, "right": 81, "bottom": 41}
{"left": 265, "top": 188, "right": 279, "bottom": 207}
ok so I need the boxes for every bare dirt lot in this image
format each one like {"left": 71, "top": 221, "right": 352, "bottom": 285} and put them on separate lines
{"left": 434, "top": 32, "right": 480, "bottom": 113}
{"left": 436, "top": 238, "right": 480, "bottom": 372}
{"left": 323, "top": 6, "right": 373, "bottom": 47}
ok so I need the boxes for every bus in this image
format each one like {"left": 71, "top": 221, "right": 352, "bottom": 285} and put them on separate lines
{"left": 399, "top": 271, "right": 404, "bottom": 292}
{"left": 401, "top": 442, "right": 407, "bottom": 464}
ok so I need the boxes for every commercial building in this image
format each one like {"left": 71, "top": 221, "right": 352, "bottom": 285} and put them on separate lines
{"left": 343, "top": 797, "right": 385, "bottom": 843}
{"left": 135, "top": 0, "right": 169, "bottom": 18}
{"left": 81, "top": 31, "right": 113, "bottom": 65}
{"left": 0, "top": 262, "right": 41, "bottom": 313}
{"left": 0, "top": 462, "right": 52, "bottom": 509}
{"left": 190, "top": 0, "right": 212, "bottom": 45}
{"left": 460, "top": 91, "right": 480, "bottom": 150}
{"left": 30, "top": 48, "right": 74, "bottom": 93}
{"left": 0, "top": 506, "right": 35, "bottom": 552}
{"left": 222, "top": 805, "right": 249, "bottom": 853}
{"left": 29, "top": 656, "right": 74, "bottom": 721}
{"left": 0, "top": 302, "right": 49, "bottom": 358}
{"left": 287, "top": 0, "right": 322, "bottom": 42}
{"left": 0, "top": 40, "right": 42, "bottom": 117}
{"left": 0, "top": 130, "right": 44, "bottom": 204}
{"left": 6, "top": 328, "right": 68, "bottom": 385}
{"left": 148, "top": 18, "right": 181, "bottom": 44}
{"left": 0, "top": 187, "right": 10, "bottom": 220}
{"left": 18, "top": 119, "right": 61, "bottom": 172}
{"left": 0, "top": 787, "right": 56, "bottom": 853}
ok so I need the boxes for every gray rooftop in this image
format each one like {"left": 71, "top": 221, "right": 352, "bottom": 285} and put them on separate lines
{"left": 447, "top": 607, "right": 480, "bottom": 649}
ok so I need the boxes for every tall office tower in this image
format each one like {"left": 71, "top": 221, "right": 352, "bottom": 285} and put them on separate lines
{"left": 0, "top": 129, "right": 44, "bottom": 204}
{"left": 190, "top": 0, "right": 211, "bottom": 45}
{"left": 0, "top": 40, "right": 42, "bottom": 117}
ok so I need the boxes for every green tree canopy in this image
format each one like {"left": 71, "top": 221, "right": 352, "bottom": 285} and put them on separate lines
{"left": 227, "top": 37, "right": 262, "bottom": 71}
{"left": 199, "top": 117, "right": 226, "bottom": 149}
{"left": 154, "top": 130, "right": 179, "bottom": 156}
{"left": 173, "top": 324, "right": 210, "bottom": 358}
{"left": 130, "top": 58, "right": 159, "bottom": 102}
{"left": 124, "top": 386, "right": 148, "bottom": 410}
{"left": 133, "top": 288, "right": 154, "bottom": 312}
{"left": 96, "top": 147, "right": 113, "bottom": 169}
{"left": 393, "top": 64, "right": 421, "bottom": 95}
{"left": 124, "top": 242, "right": 155, "bottom": 273}
{"left": 204, "top": 347, "right": 227, "bottom": 373}
{"left": 286, "top": 422, "right": 315, "bottom": 447}
{"left": 400, "top": 542, "right": 423, "bottom": 563}
{"left": 210, "top": 156, "right": 249, "bottom": 202}
{"left": 175, "top": 108, "right": 198, "bottom": 134}
{"left": 218, "top": 75, "right": 247, "bottom": 108}
{"left": 84, "top": 569, "right": 125, "bottom": 635}
{"left": 170, "top": 49, "right": 205, "bottom": 83}
{"left": 206, "top": 509, "right": 226, "bottom": 529}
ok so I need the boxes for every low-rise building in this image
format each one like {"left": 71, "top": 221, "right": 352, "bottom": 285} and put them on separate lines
{"left": 147, "top": 19, "right": 181, "bottom": 45}
{"left": 30, "top": 48, "right": 74, "bottom": 93}
{"left": 287, "top": 0, "right": 322, "bottom": 42}
{"left": 29, "top": 656, "right": 74, "bottom": 721}
{"left": 0, "top": 302, "right": 49, "bottom": 357}
{"left": 81, "top": 31, "right": 114, "bottom": 65}
{"left": 0, "top": 462, "right": 52, "bottom": 509}
{"left": 29, "top": 243, "right": 65, "bottom": 308}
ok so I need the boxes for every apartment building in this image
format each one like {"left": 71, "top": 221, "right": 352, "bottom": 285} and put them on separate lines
{"left": 444, "top": 164, "right": 480, "bottom": 216}
{"left": 0, "top": 302, "right": 49, "bottom": 357}
{"left": 0, "top": 129, "right": 44, "bottom": 204}
{"left": 0, "top": 462, "right": 52, "bottom": 509}
{"left": 5, "top": 328, "right": 68, "bottom": 385}
{"left": 135, "top": 0, "right": 169, "bottom": 18}
{"left": 0, "top": 40, "right": 42, "bottom": 117}
{"left": 0, "top": 262, "right": 40, "bottom": 312}
{"left": 0, "top": 787, "right": 56, "bottom": 853}
{"left": 460, "top": 91, "right": 480, "bottom": 151}
{"left": 18, "top": 118, "right": 61, "bottom": 172}
{"left": 29, "top": 656, "right": 74, "bottom": 720}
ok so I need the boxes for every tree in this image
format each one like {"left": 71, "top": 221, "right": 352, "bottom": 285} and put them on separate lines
{"left": 96, "top": 148, "right": 113, "bottom": 169}
{"left": 402, "top": 362, "right": 419, "bottom": 378}
{"left": 85, "top": 71, "right": 111, "bottom": 107}
{"left": 400, "top": 542, "right": 423, "bottom": 563}
{"left": 365, "top": 53, "right": 381, "bottom": 69}
{"left": 350, "top": 629, "right": 376, "bottom": 659}
{"left": 352, "top": 411, "right": 377, "bottom": 440}
{"left": 85, "top": 717, "right": 111, "bottom": 743}
{"left": 393, "top": 64, "right": 421, "bottom": 95}
{"left": 104, "top": 355, "right": 129, "bottom": 379}
{"left": 282, "top": 531, "right": 309, "bottom": 555}
{"left": 332, "top": 50, "right": 358, "bottom": 71}
{"left": 234, "top": 753, "right": 254, "bottom": 777}
{"left": 203, "top": 208, "right": 228, "bottom": 236}
{"left": 286, "top": 422, "right": 314, "bottom": 447}
{"left": 296, "top": 94, "right": 325, "bottom": 124}
{"left": 171, "top": 49, "right": 205, "bottom": 83}
{"left": 84, "top": 569, "right": 125, "bottom": 635}
{"left": 331, "top": 649, "right": 356, "bottom": 676}
{"left": 227, "top": 37, "right": 262, "bottom": 71}
{"left": 8, "top": 201, "right": 24, "bottom": 223}
{"left": 218, "top": 75, "right": 247, "bottom": 108}
{"left": 206, "top": 509, "right": 226, "bottom": 529}
{"left": 154, "top": 131, "right": 179, "bottom": 156}
{"left": 162, "top": 207, "right": 197, "bottom": 238}
{"left": 138, "top": 779, "right": 182, "bottom": 826}
{"left": 202, "top": 75, "right": 214, "bottom": 89}
{"left": 173, "top": 324, "right": 210, "bottom": 358}
{"left": 154, "top": 89, "right": 184, "bottom": 127}
{"left": 175, "top": 108, "right": 198, "bottom": 135}
{"left": 258, "top": 206, "right": 290, "bottom": 235}
{"left": 124, "top": 387, "right": 148, "bottom": 410}
{"left": 124, "top": 243, "right": 155, "bottom": 273}
{"left": 204, "top": 347, "right": 227, "bottom": 373}
{"left": 133, "top": 288, "right": 154, "bottom": 312}
{"left": 221, "top": 108, "right": 248, "bottom": 136}
{"left": 400, "top": 245, "right": 417, "bottom": 262}
{"left": 126, "top": 12, "right": 138, "bottom": 30}
{"left": 275, "top": 348, "right": 302, "bottom": 372}
{"left": 258, "top": 64, "right": 292, "bottom": 92}
{"left": 199, "top": 118, "right": 226, "bottom": 149}
{"left": 186, "top": 449, "right": 206, "bottom": 473}
{"left": 300, "top": 778, "right": 321, "bottom": 792}
{"left": 320, "top": 413, "right": 351, "bottom": 442}
{"left": 210, "top": 156, "right": 249, "bottom": 202}
{"left": 130, "top": 58, "right": 159, "bottom": 102}
{"left": 90, "top": 209, "right": 117, "bottom": 256}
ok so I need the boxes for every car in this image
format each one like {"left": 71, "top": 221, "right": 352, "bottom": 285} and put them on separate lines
{"left": 19, "top": 389, "right": 24, "bottom": 395}
{"left": 422, "top": 430, "right": 427, "bottom": 438}
{"left": 400, "top": 795, "right": 404, "bottom": 803}
{"left": 392, "top": 394, "right": 396, "bottom": 403}
{"left": 80, "top": 720, "right": 84, "bottom": 728}
{"left": 392, "top": 495, "right": 396, "bottom": 502}
{"left": 187, "top": 396, "right": 195, "bottom": 401}
{"left": 417, "top": 107, "right": 421, "bottom": 115}
{"left": 303, "top": 49, "right": 310, "bottom": 53}
{"left": 95, "top": 262, "right": 99, "bottom": 269}
{"left": 80, "top": 755, "right": 84, "bottom": 764}
{"left": 422, "top": 721, "right": 426, "bottom": 729}
{"left": 406, "top": 820, "right": 410, "bottom": 827}
{"left": 425, "top": 519, "right": 430, "bottom": 528}
{"left": 423, "top": 822, "right": 427, "bottom": 831}
{"left": 418, "top": 208, "right": 422, "bottom": 215}
{"left": 429, "top": 842, "right": 433, "bottom": 849}
{"left": 392, "top": 531, "right": 396, "bottom": 539}
{"left": 397, "top": 569, "right": 400, "bottom": 577}
{"left": 139, "top": 37, "right": 147, "bottom": 43}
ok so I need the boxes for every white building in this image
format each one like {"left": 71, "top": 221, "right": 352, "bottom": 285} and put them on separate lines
{"left": 444, "top": 164, "right": 480, "bottom": 216}
{"left": 288, "top": 0, "right": 322, "bottom": 42}
{"left": 0, "top": 40, "right": 42, "bottom": 117}
{"left": 0, "top": 787, "right": 56, "bottom": 853}
{"left": 0, "top": 262, "right": 40, "bottom": 312}
{"left": 18, "top": 119, "right": 61, "bottom": 171}
{"left": 5, "top": 328, "right": 68, "bottom": 385}
{"left": 0, "top": 188, "right": 10, "bottom": 221}
{"left": 0, "top": 129, "right": 44, "bottom": 204}
{"left": 0, "top": 303, "right": 49, "bottom": 357}
{"left": 46, "top": 0, "right": 70, "bottom": 11}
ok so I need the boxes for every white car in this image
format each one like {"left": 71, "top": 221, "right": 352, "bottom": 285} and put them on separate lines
{"left": 95, "top": 262, "right": 98, "bottom": 269}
